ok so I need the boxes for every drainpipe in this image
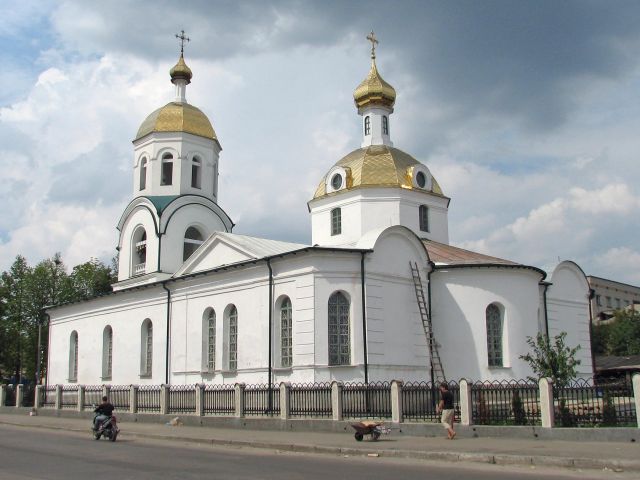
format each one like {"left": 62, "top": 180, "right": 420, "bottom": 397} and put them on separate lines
{"left": 44, "top": 312, "right": 51, "bottom": 390}
{"left": 588, "top": 288, "right": 596, "bottom": 376}
{"left": 542, "top": 281, "right": 551, "bottom": 339}
{"left": 162, "top": 282, "right": 171, "bottom": 385}
{"left": 360, "top": 252, "right": 368, "bottom": 385}
{"left": 426, "top": 261, "right": 435, "bottom": 386}
{"left": 267, "top": 259, "right": 274, "bottom": 412}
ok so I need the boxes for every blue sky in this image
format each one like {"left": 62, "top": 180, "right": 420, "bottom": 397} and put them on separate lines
{"left": 1, "top": 0, "right": 639, "bottom": 285}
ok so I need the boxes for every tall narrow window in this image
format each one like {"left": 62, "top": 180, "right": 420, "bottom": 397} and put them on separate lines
{"left": 203, "top": 308, "right": 216, "bottom": 372}
{"left": 161, "top": 153, "right": 173, "bottom": 186}
{"left": 331, "top": 208, "right": 341, "bottom": 236}
{"left": 141, "top": 319, "right": 153, "bottom": 377}
{"left": 486, "top": 304, "right": 503, "bottom": 367}
{"left": 132, "top": 228, "right": 147, "bottom": 276}
{"left": 364, "top": 116, "right": 371, "bottom": 136}
{"left": 280, "top": 297, "right": 292, "bottom": 368}
{"left": 69, "top": 331, "right": 78, "bottom": 382}
{"left": 183, "top": 226, "right": 204, "bottom": 261}
{"left": 419, "top": 205, "right": 429, "bottom": 232}
{"left": 191, "top": 156, "right": 202, "bottom": 189}
{"left": 382, "top": 115, "right": 388, "bottom": 135}
{"left": 328, "top": 292, "right": 350, "bottom": 365}
{"left": 227, "top": 305, "right": 238, "bottom": 371}
{"left": 102, "top": 326, "right": 113, "bottom": 379}
{"left": 139, "top": 157, "right": 147, "bottom": 190}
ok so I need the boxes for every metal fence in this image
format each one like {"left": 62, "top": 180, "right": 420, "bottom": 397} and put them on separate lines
{"left": 41, "top": 385, "right": 57, "bottom": 408}
{"left": 60, "top": 385, "right": 78, "bottom": 409}
{"left": 203, "top": 384, "right": 235, "bottom": 416}
{"left": 243, "top": 384, "right": 280, "bottom": 416}
{"left": 137, "top": 385, "right": 161, "bottom": 413}
{"left": 554, "top": 378, "right": 637, "bottom": 427}
{"left": 169, "top": 384, "right": 197, "bottom": 414}
{"left": 401, "top": 381, "right": 460, "bottom": 422}
{"left": 471, "top": 380, "right": 541, "bottom": 426}
{"left": 341, "top": 382, "right": 392, "bottom": 419}
{"left": 3, "top": 385, "right": 15, "bottom": 406}
{"left": 290, "top": 383, "right": 332, "bottom": 418}
{"left": 83, "top": 386, "right": 103, "bottom": 409}
{"left": 22, "top": 384, "right": 36, "bottom": 407}
{"left": 109, "top": 385, "right": 131, "bottom": 411}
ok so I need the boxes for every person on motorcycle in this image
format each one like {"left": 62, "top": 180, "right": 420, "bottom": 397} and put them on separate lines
{"left": 93, "top": 396, "right": 114, "bottom": 431}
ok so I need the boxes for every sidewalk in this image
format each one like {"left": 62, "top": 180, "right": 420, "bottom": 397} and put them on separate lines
{"left": 0, "top": 411, "right": 638, "bottom": 472}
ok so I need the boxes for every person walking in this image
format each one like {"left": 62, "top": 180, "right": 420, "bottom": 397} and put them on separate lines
{"left": 437, "top": 382, "right": 456, "bottom": 439}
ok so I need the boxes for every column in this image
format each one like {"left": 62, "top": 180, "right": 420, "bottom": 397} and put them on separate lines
{"left": 55, "top": 385, "right": 62, "bottom": 410}
{"left": 235, "top": 383, "right": 245, "bottom": 418}
{"left": 280, "top": 383, "right": 291, "bottom": 420}
{"left": 331, "top": 381, "right": 343, "bottom": 421}
{"left": 391, "top": 380, "right": 403, "bottom": 423}
{"left": 77, "top": 385, "right": 85, "bottom": 412}
{"left": 34, "top": 385, "right": 42, "bottom": 409}
{"left": 459, "top": 379, "right": 473, "bottom": 426}
{"left": 195, "top": 384, "right": 204, "bottom": 417}
{"left": 15, "top": 384, "right": 24, "bottom": 408}
{"left": 160, "top": 385, "right": 169, "bottom": 415}
{"left": 539, "top": 377, "right": 555, "bottom": 428}
{"left": 633, "top": 374, "right": 640, "bottom": 429}
{"left": 130, "top": 385, "right": 138, "bottom": 414}
{"left": 0, "top": 385, "right": 6, "bottom": 407}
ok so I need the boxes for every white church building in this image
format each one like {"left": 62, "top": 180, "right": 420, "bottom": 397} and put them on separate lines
{"left": 46, "top": 38, "right": 593, "bottom": 387}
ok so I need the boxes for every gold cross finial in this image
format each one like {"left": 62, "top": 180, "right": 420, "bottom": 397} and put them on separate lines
{"left": 366, "top": 30, "right": 378, "bottom": 59}
{"left": 175, "top": 30, "right": 190, "bottom": 55}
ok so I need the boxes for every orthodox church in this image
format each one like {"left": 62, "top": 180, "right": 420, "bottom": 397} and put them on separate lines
{"left": 46, "top": 35, "right": 593, "bottom": 387}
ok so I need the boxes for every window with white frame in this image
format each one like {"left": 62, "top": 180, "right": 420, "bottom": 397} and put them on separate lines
{"left": 227, "top": 305, "right": 238, "bottom": 371}
{"left": 140, "top": 319, "right": 153, "bottom": 377}
{"left": 183, "top": 226, "right": 204, "bottom": 261}
{"left": 191, "top": 156, "right": 202, "bottom": 189}
{"left": 102, "top": 326, "right": 113, "bottom": 379}
{"left": 204, "top": 308, "right": 216, "bottom": 372}
{"left": 139, "top": 157, "right": 147, "bottom": 190}
{"left": 328, "top": 292, "right": 350, "bottom": 366}
{"left": 364, "top": 115, "right": 371, "bottom": 135}
{"left": 331, "top": 208, "right": 341, "bottom": 236}
{"left": 161, "top": 153, "right": 173, "bottom": 186}
{"left": 382, "top": 115, "right": 388, "bottom": 135}
{"left": 69, "top": 331, "right": 78, "bottom": 382}
{"left": 280, "top": 297, "right": 292, "bottom": 368}
{"left": 486, "top": 304, "right": 503, "bottom": 367}
{"left": 419, "top": 205, "right": 429, "bottom": 232}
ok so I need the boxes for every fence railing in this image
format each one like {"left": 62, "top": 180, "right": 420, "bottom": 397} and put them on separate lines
{"left": 471, "top": 380, "right": 541, "bottom": 426}
{"left": 4, "top": 376, "right": 639, "bottom": 429}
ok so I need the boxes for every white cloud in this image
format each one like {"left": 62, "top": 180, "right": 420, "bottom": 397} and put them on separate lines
{"left": 569, "top": 184, "right": 640, "bottom": 214}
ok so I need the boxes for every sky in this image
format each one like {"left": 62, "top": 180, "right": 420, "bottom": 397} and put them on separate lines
{"left": 1, "top": 0, "right": 639, "bottom": 285}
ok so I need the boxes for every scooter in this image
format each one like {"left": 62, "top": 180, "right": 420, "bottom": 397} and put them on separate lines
{"left": 93, "top": 414, "right": 119, "bottom": 442}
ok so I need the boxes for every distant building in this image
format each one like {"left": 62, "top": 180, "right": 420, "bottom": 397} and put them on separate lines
{"left": 587, "top": 276, "right": 640, "bottom": 323}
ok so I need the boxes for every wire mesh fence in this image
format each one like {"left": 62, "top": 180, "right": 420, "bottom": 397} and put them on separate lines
{"left": 341, "top": 382, "right": 392, "bottom": 419}
{"left": 243, "top": 384, "right": 280, "bottom": 416}
{"left": 203, "top": 384, "right": 235, "bottom": 415}
{"left": 471, "top": 380, "right": 541, "bottom": 426}
{"left": 290, "top": 383, "right": 332, "bottom": 418}
{"left": 169, "top": 384, "right": 197, "bottom": 414}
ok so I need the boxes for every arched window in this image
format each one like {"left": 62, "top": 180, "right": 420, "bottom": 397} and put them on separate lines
{"left": 139, "top": 157, "right": 147, "bottom": 190}
{"left": 161, "top": 153, "right": 173, "bottom": 186}
{"left": 102, "top": 326, "right": 113, "bottom": 379}
{"left": 486, "top": 304, "right": 503, "bottom": 367}
{"left": 226, "top": 305, "right": 238, "bottom": 371}
{"left": 280, "top": 297, "right": 292, "bottom": 368}
{"left": 203, "top": 308, "right": 216, "bottom": 372}
{"left": 191, "top": 156, "right": 202, "bottom": 189}
{"left": 331, "top": 208, "right": 341, "bottom": 236}
{"left": 364, "top": 116, "right": 371, "bottom": 136}
{"left": 69, "top": 331, "right": 78, "bottom": 382}
{"left": 328, "top": 292, "right": 350, "bottom": 365}
{"left": 132, "top": 227, "right": 147, "bottom": 276}
{"left": 382, "top": 115, "right": 388, "bottom": 135}
{"left": 419, "top": 205, "right": 429, "bottom": 232}
{"left": 183, "top": 226, "right": 204, "bottom": 261}
{"left": 140, "top": 319, "right": 153, "bottom": 377}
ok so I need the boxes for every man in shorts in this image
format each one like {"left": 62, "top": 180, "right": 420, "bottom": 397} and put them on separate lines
{"left": 437, "top": 382, "right": 456, "bottom": 439}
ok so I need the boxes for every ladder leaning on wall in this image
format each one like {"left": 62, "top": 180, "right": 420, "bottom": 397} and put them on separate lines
{"left": 410, "top": 261, "right": 446, "bottom": 383}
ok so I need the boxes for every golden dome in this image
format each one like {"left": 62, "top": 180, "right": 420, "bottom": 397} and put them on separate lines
{"left": 312, "top": 145, "right": 444, "bottom": 200}
{"left": 353, "top": 58, "right": 396, "bottom": 111}
{"left": 170, "top": 54, "right": 192, "bottom": 84}
{"left": 134, "top": 102, "right": 218, "bottom": 142}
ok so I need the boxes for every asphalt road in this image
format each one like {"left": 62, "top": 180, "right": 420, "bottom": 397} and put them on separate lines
{"left": 0, "top": 424, "right": 630, "bottom": 480}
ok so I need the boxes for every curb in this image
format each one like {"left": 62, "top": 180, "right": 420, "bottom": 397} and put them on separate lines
{"left": 1, "top": 419, "right": 637, "bottom": 472}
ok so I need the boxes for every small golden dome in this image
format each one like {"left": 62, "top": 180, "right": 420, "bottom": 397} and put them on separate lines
{"left": 353, "top": 58, "right": 396, "bottom": 111}
{"left": 134, "top": 102, "right": 218, "bottom": 142}
{"left": 170, "top": 54, "right": 192, "bottom": 84}
{"left": 312, "top": 145, "right": 443, "bottom": 200}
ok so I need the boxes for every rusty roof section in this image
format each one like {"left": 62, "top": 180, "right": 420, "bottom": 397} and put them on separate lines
{"left": 422, "top": 239, "right": 519, "bottom": 266}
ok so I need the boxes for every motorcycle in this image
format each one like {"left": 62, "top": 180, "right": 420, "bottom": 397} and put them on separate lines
{"left": 93, "top": 414, "right": 119, "bottom": 442}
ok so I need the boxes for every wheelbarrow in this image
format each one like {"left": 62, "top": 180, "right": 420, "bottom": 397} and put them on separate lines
{"left": 350, "top": 420, "right": 390, "bottom": 441}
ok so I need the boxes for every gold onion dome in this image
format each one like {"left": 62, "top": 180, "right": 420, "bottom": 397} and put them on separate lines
{"left": 353, "top": 57, "right": 396, "bottom": 111}
{"left": 135, "top": 102, "right": 217, "bottom": 142}
{"left": 313, "top": 145, "right": 443, "bottom": 199}
{"left": 170, "top": 54, "right": 192, "bottom": 84}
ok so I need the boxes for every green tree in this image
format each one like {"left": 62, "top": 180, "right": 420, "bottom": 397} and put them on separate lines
{"left": 519, "top": 331, "right": 581, "bottom": 389}
{"left": 593, "top": 310, "right": 640, "bottom": 356}
{"left": 68, "top": 258, "right": 114, "bottom": 302}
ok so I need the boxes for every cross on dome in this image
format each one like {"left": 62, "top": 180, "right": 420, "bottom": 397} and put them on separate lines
{"left": 175, "top": 30, "right": 190, "bottom": 55}
{"left": 366, "top": 31, "right": 378, "bottom": 59}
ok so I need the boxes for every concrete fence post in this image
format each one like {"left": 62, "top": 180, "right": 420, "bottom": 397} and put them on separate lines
{"left": 130, "top": 385, "right": 138, "bottom": 413}
{"left": 102, "top": 384, "right": 111, "bottom": 401}
{"left": 280, "top": 382, "right": 291, "bottom": 420}
{"left": 632, "top": 374, "right": 640, "bottom": 429}
{"left": 34, "top": 385, "right": 42, "bottom": 409}
{"left": 391, "top": 380, "right": 403, "bottom": 423}
{"left": 196, "top": 384, "right": 204, "bottom": 417}
{"left": 331, "top": 381, "right": 343, "bottom": 421}
{"left": 0, "top": 385, "right": 6, "bottom": 406}
{"left": 55, "top": 385, "right": 62, "bottom": 410}
{"left": 459, "top": 379, "right": 473, "bottom": 426}
{"left": 160, "top": 384, "right": 169, "bottom": 415}
{"left": 539, "top": 377, "right": 554, "bottom": 428}
{"left": 15, "top": 384, "right": 24, "bottom": 408}
{"left": 77, "top": 385, "right": 85, "bottom": 412}
{"left": 235, "top": 383, "right": 245, "bottom": 418}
